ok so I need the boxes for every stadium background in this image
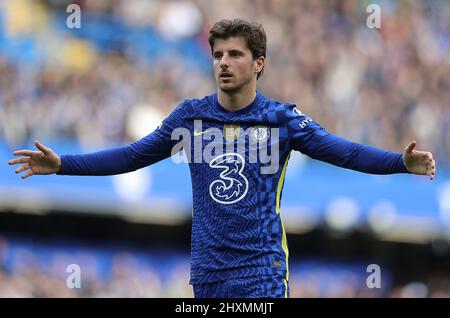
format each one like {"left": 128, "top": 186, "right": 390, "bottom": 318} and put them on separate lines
{"left": 1, "top": 0, "right": 450, "bottom": 297}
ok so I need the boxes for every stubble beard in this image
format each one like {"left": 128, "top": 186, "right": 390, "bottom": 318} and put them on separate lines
{"left": 218, "top": 73, "right": 253, "bottom": 95}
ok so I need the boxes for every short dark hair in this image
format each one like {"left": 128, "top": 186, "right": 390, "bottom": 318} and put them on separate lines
{"left": 208, "top": 19, "right": 267, "bottom": 80}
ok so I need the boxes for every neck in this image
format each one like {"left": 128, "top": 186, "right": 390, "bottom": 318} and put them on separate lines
{"left": 218, "top": 83, "right": 257, "bottom": 112}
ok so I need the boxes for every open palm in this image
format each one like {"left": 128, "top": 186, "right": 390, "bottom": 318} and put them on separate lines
{"left": 8, "top": 141, "right": 61, "bottom": 179}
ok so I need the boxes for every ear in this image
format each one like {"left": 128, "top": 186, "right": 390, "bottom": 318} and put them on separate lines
{"left": 255, "top": 56, "right": 265, "bottom": 74}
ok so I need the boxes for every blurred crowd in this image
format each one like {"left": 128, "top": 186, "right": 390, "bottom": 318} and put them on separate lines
{"left": 1, "top": 0, "right": 449, "bottom": 299}
{"left": 0, "top": 234, "right": 194, "bottom": 297}
{"left": 0, "top": 0, "right": 449, "bottom": 165}
{"left": 1, "top": 234, "right": 449, "bottom": 298}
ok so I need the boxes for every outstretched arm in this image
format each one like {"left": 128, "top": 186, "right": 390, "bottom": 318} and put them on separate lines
{"left": 9, "top": 130, "right": 177, "bottom": 178}
{"left": 8, "top": 140, "right": 157, "bottom": 178}
{"left": 299, "top": 131, "right": 436, "bottom": 179}
{"left": 9, "top": 101, "right": 189, "bottom": 179}
{"left": 286, "top": 105, "right": 436, "bottom": 180}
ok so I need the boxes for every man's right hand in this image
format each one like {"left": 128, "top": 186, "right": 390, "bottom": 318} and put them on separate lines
{"left": 8, "top": 140, "right": 61, "bottom": 179}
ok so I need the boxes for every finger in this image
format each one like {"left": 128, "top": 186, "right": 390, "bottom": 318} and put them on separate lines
{"left": 422, "top": 152, "right": 433, "bottom": 160}
{"left": 21, "top": 170, "right": 34, "bottom": 179}
{"left": 427, "top": 166, "right": 436, "bottom": 180}
{"left": 15, "top": 164, "right": 31, "bottom": 174}
{"left": 431, "top": 161, "right": 436, "bottom": 175}
{"left": 35, "top": 140, "right": 50, "bottom": 155}
{"left": 12, "top": 150, "right": 36, "bottom": 157}
{"left": 8, "top": 157, "right": 31, "bottom": 165}
{"left": 413, "top": 150, "right": 427, "bottom": 158}
{"left": 404, "top": 140, "right": 416, "bottom": 154}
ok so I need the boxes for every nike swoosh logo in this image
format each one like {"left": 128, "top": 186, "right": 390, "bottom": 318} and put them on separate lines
{"left": 193, "top": 129, "right": 212, "bottom": 136}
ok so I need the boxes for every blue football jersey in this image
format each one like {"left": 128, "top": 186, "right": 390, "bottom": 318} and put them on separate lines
{"left": 158, "top": 92, "right": 300, "bottom": 284}
{"left": 59, "top": 91, "right": 408, "bottom": 285}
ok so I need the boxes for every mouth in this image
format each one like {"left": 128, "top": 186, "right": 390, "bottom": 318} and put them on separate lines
{"left": 219, "top": 73, "right": 233, "bottom": 79}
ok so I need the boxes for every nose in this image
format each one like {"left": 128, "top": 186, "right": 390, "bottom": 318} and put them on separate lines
{"left": 219, "top": 54, "right": 229, "bottom": 69}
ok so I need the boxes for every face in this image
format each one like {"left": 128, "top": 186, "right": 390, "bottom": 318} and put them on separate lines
{"left": 212, "top": 36, "right": 264, "bottom": 94}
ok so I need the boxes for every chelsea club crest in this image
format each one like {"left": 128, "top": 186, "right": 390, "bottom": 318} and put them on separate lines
{"left": 251, "top": 126, "right": 270, "bottom": 142}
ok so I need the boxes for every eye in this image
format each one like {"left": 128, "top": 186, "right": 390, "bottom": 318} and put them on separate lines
{"left": 213, "top": 53, "right": 222, "bottom": 60}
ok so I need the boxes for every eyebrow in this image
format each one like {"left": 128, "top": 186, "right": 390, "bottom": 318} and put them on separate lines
{"left": 213, "top": 49, "right": 245, "bottom": 55}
